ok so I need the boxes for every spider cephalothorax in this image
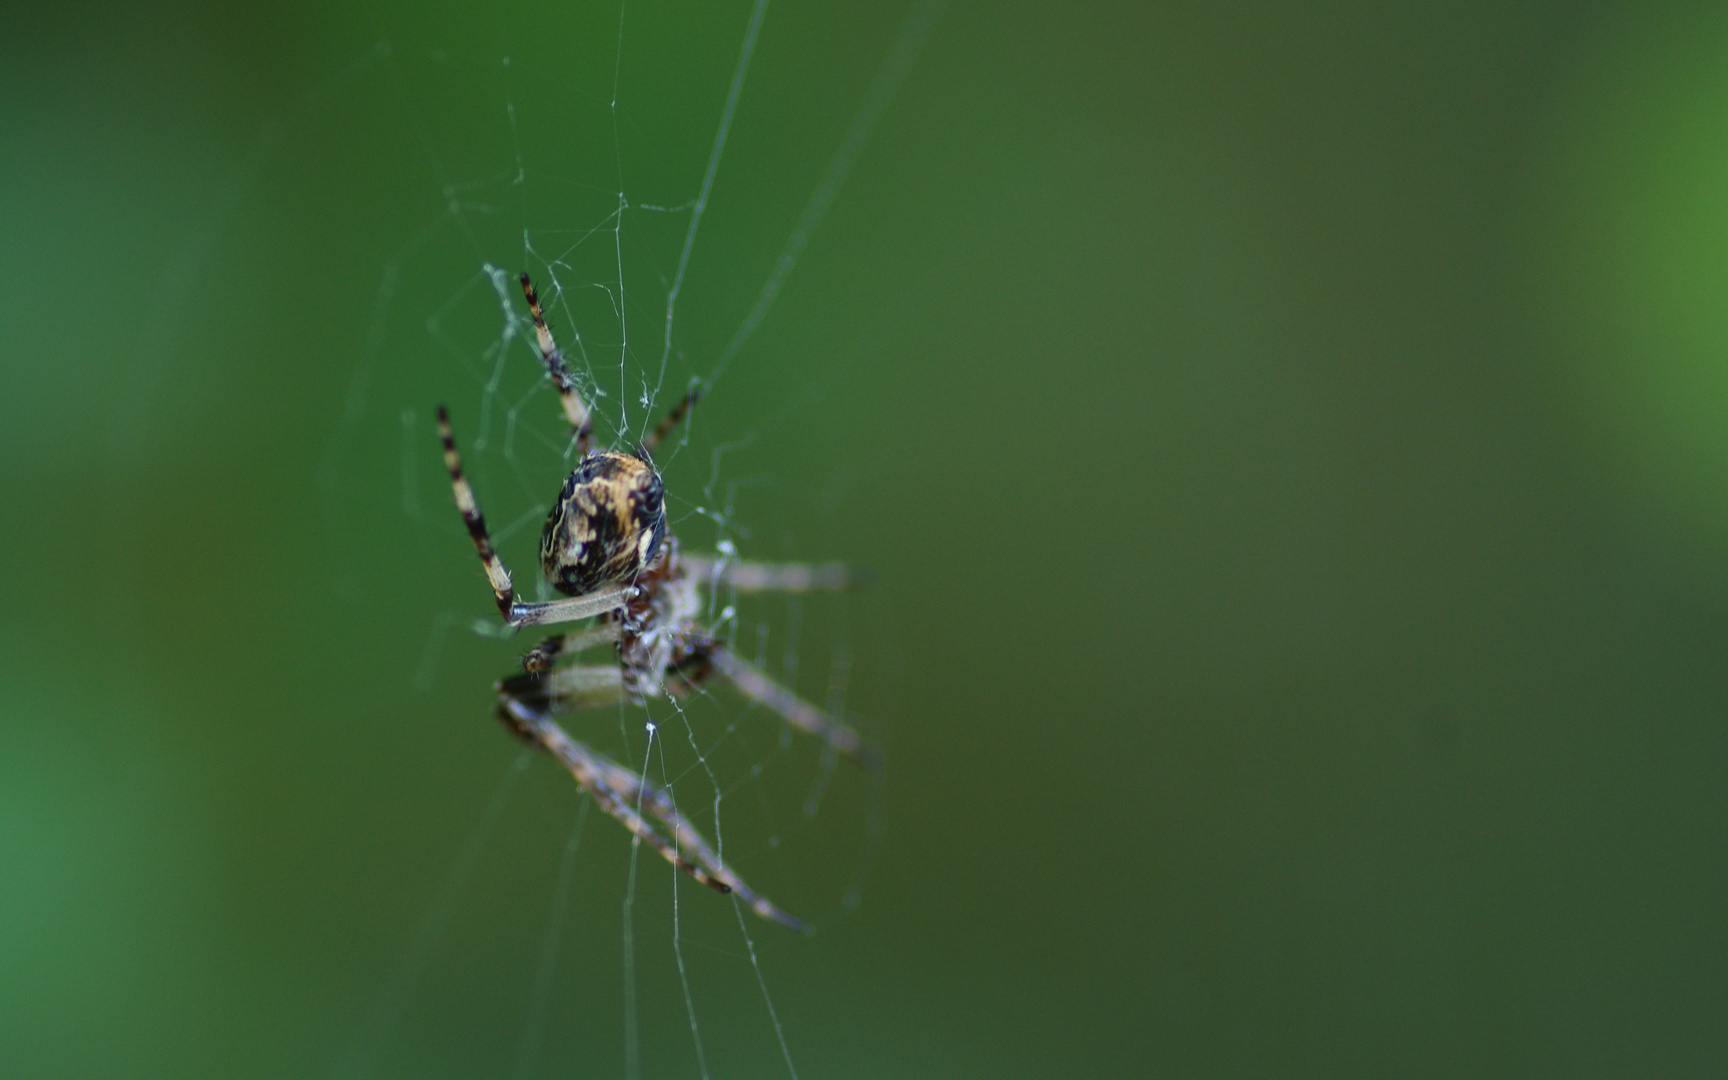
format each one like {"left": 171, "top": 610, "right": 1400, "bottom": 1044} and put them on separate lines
{"left": 539, "top": 450, "right": 666, "bottom": 597}
{"left": 435, "top": 271, "right": 877, "bottom": 929}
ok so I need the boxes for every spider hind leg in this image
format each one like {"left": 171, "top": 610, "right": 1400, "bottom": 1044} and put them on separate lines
{"left": 497, "top": 695, "right": 807, "bottom": 931}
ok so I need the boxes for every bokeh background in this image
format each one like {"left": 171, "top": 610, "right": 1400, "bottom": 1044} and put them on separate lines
{"left": 8, "top": 0, "right": 1728, "bottom": 1076}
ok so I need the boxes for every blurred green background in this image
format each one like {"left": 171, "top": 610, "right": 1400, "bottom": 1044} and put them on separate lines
{"left": 7, "top": 0, "right": 1728, "bottom": 1076}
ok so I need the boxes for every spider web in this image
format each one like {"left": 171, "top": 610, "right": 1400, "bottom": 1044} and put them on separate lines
{"left": 318, "top": 2, "right": 940, "bottom": 1076}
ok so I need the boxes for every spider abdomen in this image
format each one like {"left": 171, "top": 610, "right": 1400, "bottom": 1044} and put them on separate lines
{"left": 539, "top": 450, "right": 666, "bottom": 596}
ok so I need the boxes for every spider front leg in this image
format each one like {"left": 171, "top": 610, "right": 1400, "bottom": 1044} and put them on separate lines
{"left": 435, "top": 405, "right": 516, "bottom": 621}
{"left": 435, "top": 406, "right": 633, "bottom": 629}
{"left": 641, "top": 386, "right": 699, "bottom": 455}
{"left": 519, "top": 273, "right": 594, "bottom": 454}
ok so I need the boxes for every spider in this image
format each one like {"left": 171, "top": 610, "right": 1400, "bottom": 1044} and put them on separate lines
{"left": 435, "top": 273, "right": 878, "bottom": 930}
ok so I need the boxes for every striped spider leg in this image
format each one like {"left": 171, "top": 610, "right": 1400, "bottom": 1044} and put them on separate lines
{"left": 434, "top": 273, "right": 879, "bottom": 929}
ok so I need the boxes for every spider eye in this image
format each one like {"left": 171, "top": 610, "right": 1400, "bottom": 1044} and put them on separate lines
{"left": 540, "top": 452, "right": 667, "bottom": 597}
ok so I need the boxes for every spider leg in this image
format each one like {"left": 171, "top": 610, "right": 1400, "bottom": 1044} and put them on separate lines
{"left": 507, "top": 588, "right": 634, "bottom": 630}
{"left": 522, "top": 625, "right": 619, "bottom": 674}
{"left": 436, "top": 405, "right": 517, "bottom": 621}
{"left": 640, "top": 387, "right": 699, "bottom": 455}
{"left": 498, "top": 694, "right": 806, "bottom": 930}
{"left": 519, "top": 272, "right": 594, "bottom": 455}
{"left": 437, "top": 407, "right": 633, "bottom": 630}
{"left": 704, "top": 646, "right": 883, "bottom": 771}
{"left": 497, "top": 660, "right": 625, "bottom": 715}
{"left": 681, "top": 554, "right": 868, "bottom": 593}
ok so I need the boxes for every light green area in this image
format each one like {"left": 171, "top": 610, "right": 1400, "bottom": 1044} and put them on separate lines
{"left": 1526, "top": 8, "right": 1728, "bottom": 589}
{"left": 5, "top": 1, "right": 1728, "bottom": 1077}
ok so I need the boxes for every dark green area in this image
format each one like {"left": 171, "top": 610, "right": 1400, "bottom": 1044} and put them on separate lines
{"left": 6, "top": 1, "right": 1728, "bottom": 1076}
